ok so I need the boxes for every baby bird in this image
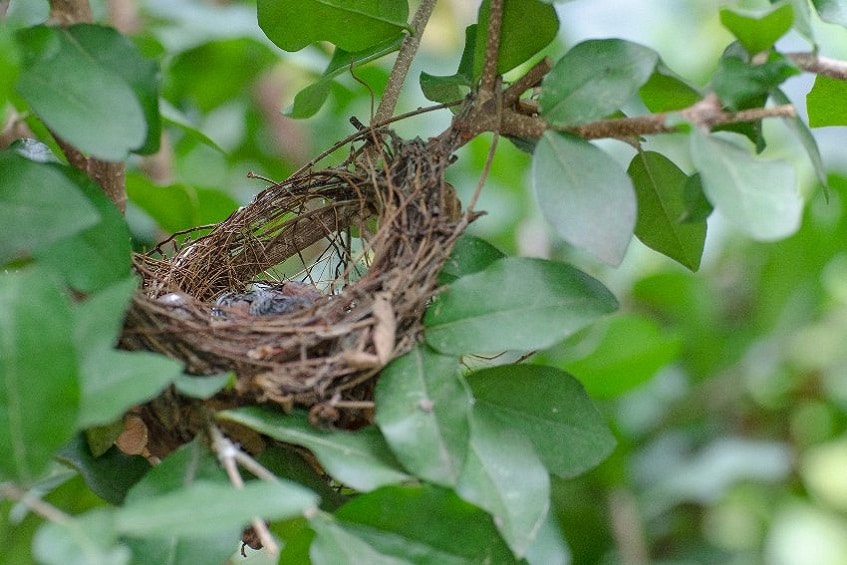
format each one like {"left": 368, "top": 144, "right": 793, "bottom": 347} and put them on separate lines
{"left": 214, "top": 282, "right": 322, "bottom": 317}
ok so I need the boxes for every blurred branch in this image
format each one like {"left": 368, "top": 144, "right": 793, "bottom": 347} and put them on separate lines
{"left": 47, "top": 0, "right": 127, "bottom": 213}
{"left": 373, "top": 0, "right": 437, "bottom": 123}
{"left": 785, "top": 51, "right": 847, "bottom": 80}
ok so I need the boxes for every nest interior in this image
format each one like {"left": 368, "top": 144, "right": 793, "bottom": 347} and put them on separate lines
{"left": 122, "top": 130, "right": 467, "bottom": 438}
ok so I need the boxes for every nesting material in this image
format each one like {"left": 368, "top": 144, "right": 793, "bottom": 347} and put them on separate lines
{"left": 122, "top": 130, "right": 465, "bottom": 414}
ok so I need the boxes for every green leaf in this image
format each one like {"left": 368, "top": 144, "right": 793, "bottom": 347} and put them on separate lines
{"left": 173, "top": 372, "right": 232, "bottom": 399}
{"left": 540, "top": 39, "right": 658, "bottom": 126}
{"left": 334, "top": 485, "right": 518, "bottom": 564}
{"left": 807, "top": 74, "right": 847, "bottom": 127}
{"left": 681, "top": 174, "right": 713, "bottom": 223}
{"left": 0, "top": 152, "right": 100, "bottom": 265}
{"left": 438, "top": 235, "right": 505, "bottom": 285}
{"left": 465, "top": 364, "right": 616, "bottom": 478}
{"left": 66, "top": 24, "right": 161, "bottom": 154}
{"left": 773, "top": 88, "right": 828, "bottom": 194}
{"left": 627, "top": 150, "right": 707, "bottom": 271}
{"left": 375, "top": 346, "right": 470, "bottom": 486}
{"left": 0, "top": 268, "right": 80, "bottom": 483}
{"left": 287, "top": 80, "right": 334, "bottom": 119}
{"left": 456, "top": 408, "right": 550, "bottom": 557}
{"left": 310, "top": 517, "right": 413, "bottom": 565}
{"left": 73, "top": 278, "right": 183, "bottom": 428}
{"left": 125, "top": 438, "right": 226, "bottom": 502}
{"left": 419, "top": 72, "right": 472, "bottom": 106}
{"left": 560, "top": 314, "right": 681, "bottom": 398}
{"left": 15, "top": 25, "right": 149, "bottom": 160}
{"left": 56, "top": 434, "right": 150, "bottom": 505}
{"left": 690, "top": 130, "right": 802, "bottom": 240}
{"left": 34, "top": 508, "right": 130, "bottom": 565}
{"left": 811, "top": 0, "right": 847, "bottom": 27}
{"left": 472, "top": 0, "right": 559, "bottom": 80}
{"left": 711, "top": 51, "right": 799, "bottom": 111}
{"left": 159, "top": 100, "right": 225, "bottom": 153}
{"left": 218, "top": 407, "right": 409, "bottom": 491}
{"left": 639, "top": 63, "right": 702, "bottom": 113}
{"left": 258, "top": 0, "right": 409, "bottom": 52}
{"left": 116, "top": 480, "right": 318, "bottom": 538}
{"left": 34, "top": 168, "right": 132, "bottom": 292}
{"left": 425, "top": 256, "right": 617, "bottom": 355}
{"left": 720, "top": 2, "right": 794, "bottom": 54}
{"left": 787, "top": 0, "right": 815, "bottom": 41}
{"left": 531, "top": 131, "right": 636, "bottom": 265}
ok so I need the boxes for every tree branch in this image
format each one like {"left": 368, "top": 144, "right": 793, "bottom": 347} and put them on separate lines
{"left": 47, "top": 0, "right": 127, "bottom": 213}
{"left": 373, "top": 0, "right": 437, "bottom": 123}
{"left": 785, "top": 51, "right": 847, "bottom": 80}
{"left": 479, "top": 0, "right": 504, "bottom": 94}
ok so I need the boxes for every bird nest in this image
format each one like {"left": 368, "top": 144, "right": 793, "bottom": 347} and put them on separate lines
{"left": 121, "top": 130, "right": 465, "bottom": 430}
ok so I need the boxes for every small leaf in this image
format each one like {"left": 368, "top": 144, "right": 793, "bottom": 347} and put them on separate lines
{"left": 639, "top": 63, "right": 702, "bottom": 113}
{"left": 0, "top": 268, "right": 80, "bottom": 483}
{"left": 532, "top": 131, "right": 636, "bottom": 265}
{"left": 719, "top": 3, "right": 794, "bottom": 54}
{"left": 173, "top": 372, "right": 232, "bottom": 399}
{"left": 218, "top": 408, "right": 409, "bottom": 491}
{"left": 807, "top": 74, "right": 847, "bottom": 127}
{"left": 375, "top": 346, "right": 470, "bottom": 486}
{"left": 540, "top": 39, "right": 658, "bottom": 126}
{"left": 465, "top": 364, "right": 616, "bottom": 478}
{"left": 419, "top": 72, "right": 472, "bottom": 106}
{"left": 711, "top": 51, "right": 798, "bottom": 111}
{"left": 627, "top": 150, "right": 707, "bottom": 271}
{"left": 560, "top": 314, "right": 682, "bottom": 398}
{"left": 258, "top": 0, "right": 408, "bottom": 52}
{"left": 438, "top": 235, "right": 505, "bottom": 285}
{"left": 15, "top": 25, "right": 148, "bottom": 160}
{"left": 159, "top": 100, "right": 225, "bottom": 153}
{"left": 690, "top": 130, "right": 802, "bottom": 240}
{"left": 334, "top": 485, "right": 518, "bottom": 563}
{"left": 286, "top": 80, "right": 333, "bottom": 119}
{"left": 456, "top": 408, "right": 550, "bottom": 557}
{"left": 811, "top": 0, "right": 847, "bottom": 27}
{"left": 116, "top": 480, "right": 318, "bottom": 538}
{"left": 473, "top": 0, "right": 559, "bottom": 80}
{"left": 0, "top": 152, "right": 100, "bottom": 265}
{"left": 425, "top": 256, "right": 617, "bottom": 355}
{"left": 773, "top": 88, "right": 828, "bottom": 194}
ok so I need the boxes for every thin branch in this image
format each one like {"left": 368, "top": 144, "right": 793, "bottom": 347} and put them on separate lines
{"left": 0, "top": 483, "right": 72, "bottom": 524}
{"left": 503, "top": 57, "right": 552, "bottom": 107}
{"left": 209, "top": 425, "right": 279, "bottom": 556}
{"left": 785, "top": 51, "right": 847, "bottom": 80}
{"left": 479, "top": 0, "right": 504, "bottom": 94}
{"left": 373, "top": 0, "right": 437, "bottom": 123}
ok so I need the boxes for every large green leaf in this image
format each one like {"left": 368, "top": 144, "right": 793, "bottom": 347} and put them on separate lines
{"left": 310, "top": 517, "right": 413, "bottom": 565}
{"left": 531, "top": 131, "right": 636, "bottom": 265}
{"left": 719, "top": 2, "right": 794, "bottom": 54}
{"left": 456, "top": 408, "right": 550, "bottom": 557}
{"left": 73, "top": 278, "right": 182, "bottom": 428}
{"left": 807, "top": 74, "right": 847, "bottom": 127}
{"left": 424, "top": 256, "right": 617, "bottom": 355}
{"left": 0, "top": 268, "right": 80, "bottom": 483}
{"left": 639, "top": 63, "right": 702, "bottom": 113}
{"left": 34, "top": 168, "right": 132, "bottom": 292}
{"left": 375, "top": 346, "right": 470, "bottom": 486}
{"left": 334, "top": 485, "right": 518, "bottom": 564}
{"left": 627, "top": 150, "right": 707, "bottom": 271}
{"left": 0, "top": 152, "right": 100, "bottom": 265}
{"left": 559, "top": 314, "right": 682, "bottom": 398}
{"left": 811, "top": 0, "right": 847, "bottom": 27}
{"left": 690, "top": 130, "right": 802, "bottom": 240}
{"left": 711, "top": 51, "right": 798, "bottom": 111}
{"left": 218, "top": 408, "right": 409, "bottom": 491}
{"left": 15, "top": 25, "right": 151, "bottom": 160}
{"left": 465, "top": 364, "right": 616, "bottom": 478}
{"left": 116, "top": 480, "right": 318, "bottom": 538}
{"left": 540, "top": 39, "right": 658, "bottom": 126}
{"left": 472, "top": 0, "right": 559, "bottom": 80}
{"left": 772, "top": 88, "right": 828, "bottom": 193}
{"left": 258, "top": 0, "right": 408, "bottom": 52}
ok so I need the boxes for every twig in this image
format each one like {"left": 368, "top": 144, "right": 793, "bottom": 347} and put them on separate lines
{"left": 209, "top": 425, "right": 279, "bottom": 555}
{"left": 373, "top": 0, "right": 437, "bottom": 123}
{"left": 467, "top": 132, "right": 498, "bottom": 214}
{"left": 503, "top": 57, "right": 553, "bottom": 107}
{"left": 0, "top": 482, "right": 72, "bottom": 524}
{"left": 479, "top": 0, "right": 504, "bottom": 94}
{"left": 785, "top": 52, "right": 847, "bottom": 80}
